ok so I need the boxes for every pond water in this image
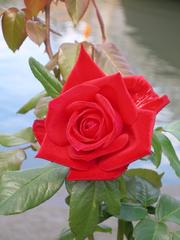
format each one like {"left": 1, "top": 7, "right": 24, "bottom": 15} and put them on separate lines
{"left": 0, "top": 0, "right": 179, "bottom": 183}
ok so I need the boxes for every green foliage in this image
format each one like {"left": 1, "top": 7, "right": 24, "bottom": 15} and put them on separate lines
{"left": 34, "top": 96, "right": 51, "bottom": 118}
{"left": 29, "top": 57, "right": 62, "bottom": 98}
{"left": 0, "top": 127, "right": 35, "bottom": 147}
{"left": 134, "top": 218, "right": 170, "bottom": 240}
{"left": 155, "top": 131, "right": 180, "bottom": 177}
{"left": 69, "top": 180, "right": 120, "bottom": 239}
{"left": 172, "top": 231, "right": 180, "bottom": 240}
{"left": 152, "top": 132, "right": 162, "bottom": 167}
{"left": 2, "top": 8, "right": 27, "bottom": 52}
{"left": 118, "top": 203, "right": 147, "bottom": 222}
{"left": 0, "top": 163, "right": 68, "bottom": 215}
{"left": 126, "top": 168, "right": 163, "bottom": 188}
{"left": 0, "top": 149, "right": 26, "bottom": 176}
{"left": 65, "top": 0, "right": 90, "bottom": 25}
{"left": 164, "top": 120, "right": 180, "bottom": 141}
{"left": 17, "top": 91, "right": 47, "bottom": 114}
{"left": 124, "top": 176, "right": 160, "bottom": 207}
{"left": 156, "top": 194, "right": 180, "bottom": 224}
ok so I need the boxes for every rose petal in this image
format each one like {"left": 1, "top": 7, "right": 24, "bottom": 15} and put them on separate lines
{"left": 100, "top": 109, "right": 155, "bottom": 170}
{"left": 46, "top": 84, "right": 99, "bottom": 146}
{"left": 68, "top": 133, "right": 129, "bottom": 161}
{"left": 89, "top": 73, "right": 137, "bottom": 125}
{"left": 36, "top": 135, "right": 92, "bottom": 170}
{"left": 67, "top": 164, "right": 127, "bottom": 180}
{"left": 124, "top": 75, "right": 170, "bottom": 112}
{"left": 62, "top": 45, "right": 105, "bottom": 92}
{"left": 33, "top": 119, "right": 45, "bottom": 144}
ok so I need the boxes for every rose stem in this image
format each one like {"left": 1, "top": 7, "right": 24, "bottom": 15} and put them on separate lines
{"left": 88, "top": 234, "right": 95, "bottom": 240}
{"left": 91, "top": 0, "right": 107, "bottom": 43}
{"left": 45, "top": 1, "right": 53, "bottom": 59}
{"left": 117, "top": 219, "right": 125, "bottom": 240}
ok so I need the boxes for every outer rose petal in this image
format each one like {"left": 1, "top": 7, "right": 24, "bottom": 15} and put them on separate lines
{"left": 36, "top": 135, "right": 93, "bottom": 170}
{"left": 46, "top": 84, "right": 99, "bottom": 146}
{"left": 67, "top": 164, "right": 127, "bottom": 181}
{"left": 124, "top": 75, "right": 170, "bottom": 112}
{"left": 100, "top": 109, "right": 155, "bottom": 171}
{"left": 89, "top": 73, "right": 137, "bottom": 125}
{"left": 62, "top": 45, "right": 105, "bottom": 92}
{"left": 33, "top": 119, "right": 45, "bottom": 144}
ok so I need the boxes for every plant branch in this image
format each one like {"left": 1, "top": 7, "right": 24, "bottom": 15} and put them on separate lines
{"left": 45, "top": 1, "right": 53, "bottom": 59}
{"left": 117, "top": 220, "right": 124, "bottom": 240}
{"left": 91, "top": 0, "right": 107, "bottom": 42}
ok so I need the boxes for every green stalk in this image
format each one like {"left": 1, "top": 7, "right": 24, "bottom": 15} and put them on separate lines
{"left": 117, "top": 219, "right": 125, "bottom": 240}
{"left": 88, "top": 234, "right": 95, "bottom": 240}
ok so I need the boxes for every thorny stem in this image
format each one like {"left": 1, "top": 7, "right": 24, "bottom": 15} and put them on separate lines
{"left": 45, "top": 1, "right": 53, "bottom": 59}
{"left": 91, "top": 0, "right": 107, "bottom": 42}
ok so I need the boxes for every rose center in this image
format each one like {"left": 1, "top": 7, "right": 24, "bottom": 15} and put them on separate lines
{"left": 80, "top": 118, "right": 99, "bottom": 138}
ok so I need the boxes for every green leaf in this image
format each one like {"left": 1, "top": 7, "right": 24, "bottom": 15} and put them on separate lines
{"left": 58, "top": 228, "right": 75, "bottom": 240}
{"left": 29, "top": 58, "right": 62, "bottom": 98}
{"left": 0, "top": 127, "right": 35, "bottom": 147}
{"left": 125, "top": 176, "right": 160, "bottom": 207}
{"left": 134, "top": 218, "right": 170, "bottom": 240}
{"left": 0, "top": 163, "right": 68, "bottom": 215}
{"left": 152, "top": 132, "right": 162, "bottom": 167}
{"left": 156, "top": 194, "right": 180, "bottom": 224}
{"left": 126, "top": 168, "right": 162, "bottom": 188}
{"left": 164, "top": 120, "right": 180, "bottom": 141}
{"left": 155, "top": 131, "right": 180, "bottom": 177}
{"left": 95, "top": 224, "right": 112, "bottom": 233}
{"left": 94, "top": 43, "right": 133, "bottom": 75}
{"left": 118, "top": 203, "right": 147, "bottom": 221}
{"left": 58, "top": 42, "right": 92, "bottom": 80}
{"left": 2, "top": 8, "right": 27, "bottom": 52}
{"left": 34, "top": 96, "right": 51, "bottom": 118}
{"left": 69, "top": 181, "right": 100, "bottom": 240}
{"left": 172, "top": 231, "right": 180, "bottom": 240}
{"left": 17, "top": 91, "right": 47, "bottom": 114}
{"left": 65, "top": 0, "right": 90, "bottom": 25}
{"left": 69, "top": 180, "right": 120, "bottom": 239}
{"left": 0, "top": 149, "right": 26, "bottom": 176}
{"left": 98, "top": 180, "right": 120, "bottom": 216}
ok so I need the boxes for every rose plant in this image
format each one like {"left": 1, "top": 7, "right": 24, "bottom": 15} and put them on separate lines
{"left": 0, "top": 1, "right": 180, "bottom": 240}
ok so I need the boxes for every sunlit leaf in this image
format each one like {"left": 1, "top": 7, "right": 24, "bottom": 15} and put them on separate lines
{"left": 2, "top": 8, "right": 27, "bottom": 52}
{"left": 65, "top": 0, "right": 90, "bottom": 25}
{"left": 0, "top": 127, "right": 35, "bottom": 147}
{"left": 24, "top": 0, "right": 49, "bottom": 17}
{"left": 0, "top": 149, "right": 26, "bottom": 176}
{"left": 17, "top": 91, "right": 47, "bottom": 114}
{"left": 126, "top": 168, "right": 163, "bottom": 188}
{"left": 26, "top": 20, "right": 46, "bottom": 46}
{"left": 29, "top": 57, "right": 62, "bottom": 98}
{"left": 156, "top": 194, "right": 180, "bottom": 225}
{"left": 94, "top": 42, "right": 133, "bottom": 75}
{"left": 155, "top": 131, "right": 180, "bottom": 177}
{"left": 164, "top": 120, "right": 180, "bottom": 141}
{"left": 134, "top": 218, "right": 170, "bottom": 240}
{"left": 34, "top": 96, "right": 51, "bottom": 118}
{"left": 0, "top": 163, "right": 68, "bottom": 215}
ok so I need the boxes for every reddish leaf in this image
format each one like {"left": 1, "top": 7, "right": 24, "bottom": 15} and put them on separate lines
{"left": 26, "top": 20, "right": 46, "bottom": 46}
{"left": 65, "top": 0, "right": 90, "bottom": 25}
{"left": 2, "top": 8, "right": 27, "bottom": 52}
{"left": 24, "top": 0, "right": 49, "bottom": 17}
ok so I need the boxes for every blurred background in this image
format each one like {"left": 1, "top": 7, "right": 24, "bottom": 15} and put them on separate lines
{"left": 0, "top": 0, "right": 180, "bottom": 239}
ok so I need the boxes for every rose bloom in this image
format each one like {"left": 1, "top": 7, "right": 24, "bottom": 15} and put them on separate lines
{"left": 33, "top": 45, "right": 169, "bottom": 180}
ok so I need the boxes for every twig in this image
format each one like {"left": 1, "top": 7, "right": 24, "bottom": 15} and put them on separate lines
{"left": 22, "top": 145, "right": 32, "bottom": 151}
{"left": 45, "top": 2, "right": 53, "bottom": 59}
{"left": 91, "top": 0, "right": 107, "bottom": 42}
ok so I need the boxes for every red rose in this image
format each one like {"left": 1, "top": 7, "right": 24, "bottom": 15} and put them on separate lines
{"left": 33, "top": 45, "right": 169, "bottom": 180}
